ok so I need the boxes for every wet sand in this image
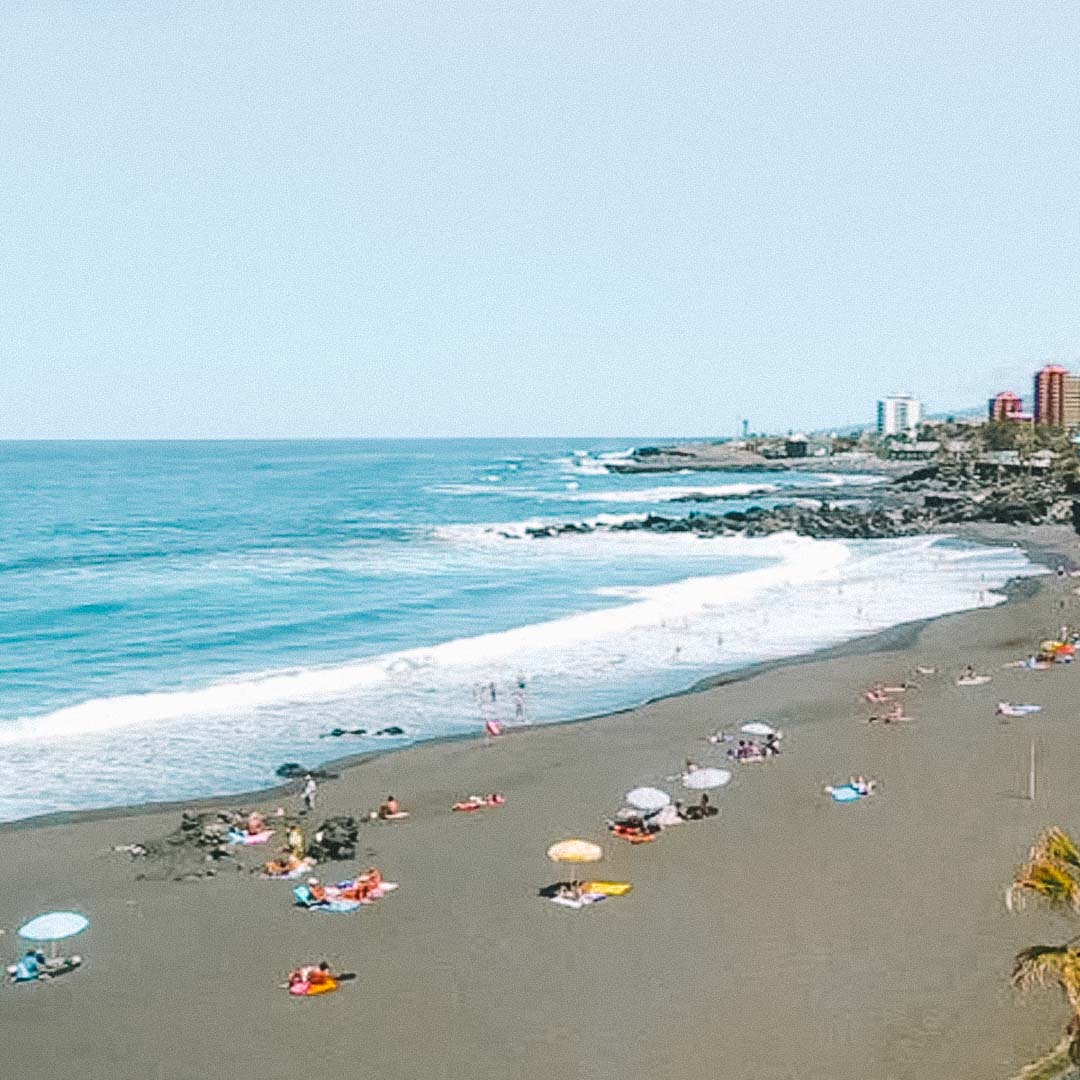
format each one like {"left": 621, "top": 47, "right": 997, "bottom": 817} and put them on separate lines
{"left": 2, "top": 525, "right": 1080, "bottom": 1080}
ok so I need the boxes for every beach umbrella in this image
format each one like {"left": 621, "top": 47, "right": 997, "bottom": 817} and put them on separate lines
{"left": 18, "top": 912, "right": 89, "bottom": 957}
{"left": 547, "top": 839, "right": 603, "bottom": 885}
{"left": 740, "top": 722, "right": 776, "bottom": 737}
{"left": 547, "top": 840, "right": 603, "bottom": 864}
{"left": 625, "top": 787, "right": 671, "bottom": 812}
{"left": 683, "top": 768, "right": 731, "bottom": 791}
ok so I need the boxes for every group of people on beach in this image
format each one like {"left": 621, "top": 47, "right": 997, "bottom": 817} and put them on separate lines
{"left": 723, "top": 734, "right": 781, "bottom": 762}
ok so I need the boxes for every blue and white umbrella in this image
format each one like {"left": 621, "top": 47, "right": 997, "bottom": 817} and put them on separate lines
{"left": 18, "top": 912, "right": 89, "bottom": 955}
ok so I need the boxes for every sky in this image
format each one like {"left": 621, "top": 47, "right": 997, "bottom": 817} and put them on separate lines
{"left": 2, "top": 1, "right": 1079, "bottom": 439}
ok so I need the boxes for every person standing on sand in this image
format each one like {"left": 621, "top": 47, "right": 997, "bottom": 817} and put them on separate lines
{"left": 287, "top": 823, "right": 305, "bottom": 858}
{"left": 302, "top": 774, "right": 317, "bottom": 813}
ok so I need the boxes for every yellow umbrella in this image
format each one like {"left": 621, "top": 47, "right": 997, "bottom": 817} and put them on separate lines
{"left": 547, "top": 839, "right": 603, "bottom": 884}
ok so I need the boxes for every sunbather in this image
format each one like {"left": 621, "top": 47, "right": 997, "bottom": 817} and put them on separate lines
{"left": 851, "top": 775, "right": 876, "bottom": 796}
{"left": 868, "top": 703, "right": 910, "bottom": 725}
{"left": 289, "top": 961, "right": 335, "bottom": 989}
{"left": 737, "top": 741, "right": 764, "bottom": 763}
{"left": 7, "top": 951, "right": 81, "bottom": 983}
{"left": 264, "top": 851, "right": 307, "bottom": 877}
{"left": 246, "top": 811, "right": 265, "bottom": 836}
{"left": 378, "top": 796, "right": 403, "bottom": 819}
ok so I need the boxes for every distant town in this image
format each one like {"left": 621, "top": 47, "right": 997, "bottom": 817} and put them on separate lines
{"left": 732, "top": 363, "right": 1080, "bottom": 470}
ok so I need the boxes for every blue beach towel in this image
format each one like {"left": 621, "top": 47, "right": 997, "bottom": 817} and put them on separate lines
{"left": 830, "top": 785, "right": 863, "bottom": 804}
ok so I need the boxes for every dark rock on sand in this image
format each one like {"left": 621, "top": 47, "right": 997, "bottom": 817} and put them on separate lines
{"left": 307, "top": 816, "right": 359, "bottom": 863}
{"left": 275, "top": 763, "right": 338, "bottom": 779}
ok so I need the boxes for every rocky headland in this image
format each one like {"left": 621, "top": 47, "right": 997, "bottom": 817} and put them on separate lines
{"left": 518, "top": 462, "right": 1080, "bottom": 542}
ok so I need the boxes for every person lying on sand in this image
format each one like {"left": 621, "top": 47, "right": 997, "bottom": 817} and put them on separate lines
{"left": 557, "top": 882, "right": 584, "bottom": 902}
{"left": 288, "top": 962, "right": 337, "bottom": 990}
{"left": 865, "top": 684, "right": 890, "bottom": 705}
{"left": 246, "top": 811, "right": 265, "bottom": 836}
{"left": 452, "top": 793, "right": 506, "bottom": 811}
{"left": 707, "top": 729, "right": 733, "bottom": 745}
{"left": 378, "top": 795, "right": 409, "bottom": 820}
{"left": 7, "top": 950, "right": 82, "bottom": 983}
{"left": 263, "top": 851, "right": 310, "bottom": 877}
{"left": 608, "top": 815, "right": 660, "bottom": 839}
{"left": 733, "top": 741, "right": 765, "bottom": 763}
{"left": 868, "top": 703, "right": 911, "bottom": 725}
{"left": 824, "top": 779, "right": 876, "bottom": 799}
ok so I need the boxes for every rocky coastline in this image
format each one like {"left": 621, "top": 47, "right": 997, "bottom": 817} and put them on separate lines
{"left": 518, "top": 463, "right": 1080, "bottom": 542}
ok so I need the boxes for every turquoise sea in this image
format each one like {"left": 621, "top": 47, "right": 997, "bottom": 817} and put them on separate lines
{"left": 0, "top": 439, "right": 1039, "bottom": 821}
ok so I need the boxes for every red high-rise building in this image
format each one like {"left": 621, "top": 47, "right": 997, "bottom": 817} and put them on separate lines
{"left": 988, "top": 391, "right": 1023, "bottom": 422}
{"left": 1034, "top": 364, "right": 1080, "bottom": 427}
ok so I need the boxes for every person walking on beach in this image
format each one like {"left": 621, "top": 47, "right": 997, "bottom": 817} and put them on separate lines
{"left": 302, "top": 774, "right": 318, "bottom": 813}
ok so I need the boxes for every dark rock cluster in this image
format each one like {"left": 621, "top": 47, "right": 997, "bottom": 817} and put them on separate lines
{"left": 307, "top": 815, "right": 359, "bottom": 863}
{"left": 518, "top": 467, "right": 1078, "bottom": 543}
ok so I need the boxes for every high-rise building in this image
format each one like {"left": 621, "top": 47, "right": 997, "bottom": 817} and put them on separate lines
{"left": 876, "top": 395, "right": 923, "bottom": 437}
{"left": 989, "top": 391, "right": 1023, "bottom": 422}
{"left": 1034, "top": 365, "right": 1080, "bottom": 427}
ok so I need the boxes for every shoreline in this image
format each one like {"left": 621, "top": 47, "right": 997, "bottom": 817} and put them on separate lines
{"left": 0, "top": 528, "right": 1053, "bottom": 836}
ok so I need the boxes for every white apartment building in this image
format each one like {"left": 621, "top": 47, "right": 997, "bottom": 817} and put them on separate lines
{"left": 877, "top": 395, "right": 923, "bottom": 437}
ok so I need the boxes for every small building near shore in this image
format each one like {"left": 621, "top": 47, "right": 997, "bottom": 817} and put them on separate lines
{"left": 974, "top": 450, "right": 1054, "bottom": 475}
{"left": 887, "top": 440, "right": 940, "bottom": 461}
{"left": 784, "top": 434, "right": 810, "bottom": 458}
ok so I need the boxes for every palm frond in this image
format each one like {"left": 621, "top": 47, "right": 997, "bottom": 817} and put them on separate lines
{"left": 1008, "top": 861, "right": 1080, "bottom": 914}
{"left": 1030, "top": 828, "right": 1080, "bottom": 872}
{"left": 1013, "top": 945, "right": 1080, "bottom": 1011}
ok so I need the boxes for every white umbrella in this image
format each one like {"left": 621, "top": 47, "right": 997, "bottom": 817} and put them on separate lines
{"left": 683, "top": 768, "right": 731, "bottom": 791}
{"left": 740, "top": 722, "right": 776, "bottom": 737}
{"left": 18, "top": 912, "right": 89, "bottom": 957}
{"left": 625, "top": 786, "right": 671, "bottom": 812}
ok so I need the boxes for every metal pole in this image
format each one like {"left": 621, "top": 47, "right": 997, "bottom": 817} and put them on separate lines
{"left": 1029, "top": 738, "right": 1036, "bottom": 802}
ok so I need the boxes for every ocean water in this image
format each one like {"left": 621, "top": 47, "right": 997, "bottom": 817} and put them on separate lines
{"left": 0, "top": 439, "right": 1041, "bottom": 822}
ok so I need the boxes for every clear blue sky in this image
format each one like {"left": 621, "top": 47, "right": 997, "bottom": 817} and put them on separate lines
{"left": 2, "top": 2, "right": 1079, "bottom": 438}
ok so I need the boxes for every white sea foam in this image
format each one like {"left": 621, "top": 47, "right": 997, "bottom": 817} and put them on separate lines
{"left": 428, "top": 482, "right": 779, "bottom": 502}
{"left": 0, "top": 532, "right": 1043, "bottom": 821}
{"left": 431, "top": 473, "right": 884, "bottom": 503}
{"left": 578, "top": 483, "right": 778, "bottom": 503}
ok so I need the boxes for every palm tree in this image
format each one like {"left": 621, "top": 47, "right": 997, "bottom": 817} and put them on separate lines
{"left": 1012, "top": 947, "right": 1080, "bottom": 1065}
{"left": 1009, "top": 828, "right": 1080, "bottom": 1066}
